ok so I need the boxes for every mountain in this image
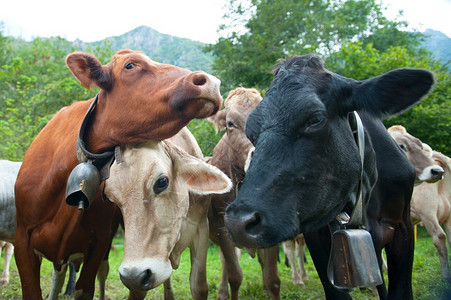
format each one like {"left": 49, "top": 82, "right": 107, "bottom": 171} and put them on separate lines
{"left": 421, "top": 29, "right": 451, "bottom": 64}
{"left": 77, "top": 25, "right": 214, "bottom": 72}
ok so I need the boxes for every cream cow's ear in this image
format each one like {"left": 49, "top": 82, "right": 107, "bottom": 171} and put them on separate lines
{"left": 170, "top": 146, "right": 232, "bottom": 195}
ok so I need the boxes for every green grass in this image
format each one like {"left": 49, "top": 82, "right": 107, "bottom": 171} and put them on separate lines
{"left": 0, "top": 226, "right": 449, "bottom": 299}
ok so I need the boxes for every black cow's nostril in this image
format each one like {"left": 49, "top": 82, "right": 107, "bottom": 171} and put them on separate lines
{"left": 245, "top": 212, "right": 262, "bottom": 235}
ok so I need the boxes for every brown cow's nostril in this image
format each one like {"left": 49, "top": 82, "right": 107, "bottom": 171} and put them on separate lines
{"left": 192, "top": 74, "right": 207, "bottom": 86}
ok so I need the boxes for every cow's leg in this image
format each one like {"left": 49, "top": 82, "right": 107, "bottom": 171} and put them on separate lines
{"left": 163, "top": 278, "right": 175, "bottom": 300}
{"left": 0, "top": 242, "right": 13, "bottom": 286}
{"left": 47, "top": 263, "right": 68, "bottom": 300}
{"left": 14, "top": 227, "right": 43, "bottom": 300}
{"left": 217, "top": 249, "right": 230, "bottom": 299}
{"left": 444, "top": 217, "right": 451, "bottom": 250}
{"left": 257, "top": 246, "right": 281, "bottom": 300}
{"left": 385, "top": 218, "right": 414, "bottom": 300}
{"left": 189, "top": 218, "right": 209, "bottom": 300}
{"left": 217, "top": 238, "right": 243, "bottom": 300}
{"left": 420, "top": 216, "right": 450, "bottom": 279}
{"left": 305, "top": 228, "right": 352, "bottom": 300}
{"left": 96, "top": 258, "right": 109, "bottom": 300}
{"left": 73, "top": 243, "right": 110, "bottom": 300}
{"left": 296, "top": 235, "right": 308, "bottom": 282}
{"left": 282, "top": 240, "right": 303, "bottom": 286}
{"left": 64, "top": 262, "right": 77, "bottom": 296}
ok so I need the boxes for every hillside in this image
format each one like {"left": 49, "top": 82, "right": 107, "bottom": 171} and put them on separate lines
{"left": 421, "top": 29, "right": 451, "bottom": 64}
{"left": 5, "top": 25, "right": 450, "bottom": 74}
{"left": 75, "top": 25, "right": 214, "bottom": 72}
{"left": 87, "top": 26, "right": 450, "bottom": 71}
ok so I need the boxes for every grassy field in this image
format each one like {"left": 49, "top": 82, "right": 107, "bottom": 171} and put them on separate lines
{"left": 0, "top": 226, "right": 449, "bottom": 299}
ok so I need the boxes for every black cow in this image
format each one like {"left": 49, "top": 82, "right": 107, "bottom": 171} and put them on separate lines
{"left": 225, "top": 54, "right": 434, "bottom": 299}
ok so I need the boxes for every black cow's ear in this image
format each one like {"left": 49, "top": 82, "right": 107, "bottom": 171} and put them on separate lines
{"left": 354, "top": 69, "right": 434, "bottom": 117}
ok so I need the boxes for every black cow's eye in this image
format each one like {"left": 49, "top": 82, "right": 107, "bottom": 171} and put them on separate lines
{"left": 153, "top": 175, "right": 169, "bottom": 194}
{"left": 125, "top": 62, "right": 135, "bottom": 70}
{"left": 304, "top": 113, "right": 326, "bottom": 133}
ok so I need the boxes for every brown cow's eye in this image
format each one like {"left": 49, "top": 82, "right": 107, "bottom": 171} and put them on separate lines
{"left": 227, "top": 121, "right": 236, "bottom": 129}
{"left": 153, "top": 175, "right": 169, "bottom": 194}
{"left": 125, "top": 62, "right": 135, "bottom": 70}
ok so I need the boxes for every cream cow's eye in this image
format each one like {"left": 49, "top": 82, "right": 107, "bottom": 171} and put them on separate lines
{"left": 153, "top": 175, "right": 169, "bottom": 194}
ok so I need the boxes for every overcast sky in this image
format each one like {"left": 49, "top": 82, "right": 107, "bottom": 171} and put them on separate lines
{"left": 0, "top": 0, "right": 450, "bottom": 44}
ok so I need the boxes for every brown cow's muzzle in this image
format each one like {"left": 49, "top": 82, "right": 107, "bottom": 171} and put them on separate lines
{"left": 170, "top": 71, "right": 222, "bottom": 119}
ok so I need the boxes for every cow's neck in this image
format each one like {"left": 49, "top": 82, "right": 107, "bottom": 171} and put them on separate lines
{"left": 82, "top": 93, "right": 191, "bottom": 154}
{"left": 77, "top": 94, "right": 115, "bottom": 156}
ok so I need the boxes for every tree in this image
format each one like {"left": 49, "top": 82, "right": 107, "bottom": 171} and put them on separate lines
{"left": 206, "top": 0, "right": 408, "bottom": 92}
{"left": 206, "top": 0, "right": 449, "bottom": 154}
{"left": 0, "top": 35, "right": 114, "bottom": 160}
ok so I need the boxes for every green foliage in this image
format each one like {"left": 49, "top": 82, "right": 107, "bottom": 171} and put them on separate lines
{"left": 187, "top": 119, "right": 224, "bottom": 157}
{"left": 0, "top": 34, "right": 105, "bottom": 160}
{"left": 206, "top": 0, "right": 405, "bottom": 92}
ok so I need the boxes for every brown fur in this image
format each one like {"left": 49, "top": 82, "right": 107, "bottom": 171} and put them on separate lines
{"left": 14, "top": 49, "right": 222, "bottom": 299}
{"left": 208, "top": 87, "right": 282, "bottom": 300}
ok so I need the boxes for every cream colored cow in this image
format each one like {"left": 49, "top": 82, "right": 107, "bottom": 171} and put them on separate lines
{"left": 105, "top": 127, "right": 231, "bottom": 299}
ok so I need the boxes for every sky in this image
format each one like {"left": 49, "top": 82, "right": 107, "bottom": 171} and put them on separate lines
{"left": 0, "top": 0, "right": 450, "bottom": 44}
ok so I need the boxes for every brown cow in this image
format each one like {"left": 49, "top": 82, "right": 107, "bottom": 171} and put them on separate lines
{"left": 207, "top": 87, "right": 281, "bottom": 300}
{"left": 411, "top": 150, "right": 451, "bottom": 279}
{"left": 14, "top": 49, "right": 223, "bottom": 299}
{"left": 104, "top": 127, "right": 231, "bottom": 299}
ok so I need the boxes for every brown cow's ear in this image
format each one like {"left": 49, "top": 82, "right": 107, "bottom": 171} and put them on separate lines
{"left": 207, "top": 109, "right": 227, "bottom": 133}
{"left": 66, "top": 52, "right": 112, "bottom": 90}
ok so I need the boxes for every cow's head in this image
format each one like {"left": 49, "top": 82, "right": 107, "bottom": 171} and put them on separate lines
{"left": 209, "top": 87, "right": 262, "bottom": 177}
{"left": 104, "top": 139, "right": 231, "bottom": 291}
{"left": 388, "top": 125, "right": 444, "bottom": 185}
{"left": 66, "top": 49, "right": 222, "bottom": 152}
{"left": 225, "top": 54, "right": 434, "bottom": 248}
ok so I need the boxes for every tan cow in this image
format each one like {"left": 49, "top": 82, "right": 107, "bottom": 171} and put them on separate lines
{"left": 388, "top": 125, "right": 444, "bottom": 184}
{"left": 281, "top": 234, "right": 308, "bottom": 287}
{"left": 411, "top": 150, "right": 451, "bottom": 279}
{"left": 388, "top": 125, "right": 451, "bottom": 279}
{"left": 207, "top": 87, "right": 282, "bottom": 300}
{"left": 104, "top": 127, "right": 232, "bottom": 299}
